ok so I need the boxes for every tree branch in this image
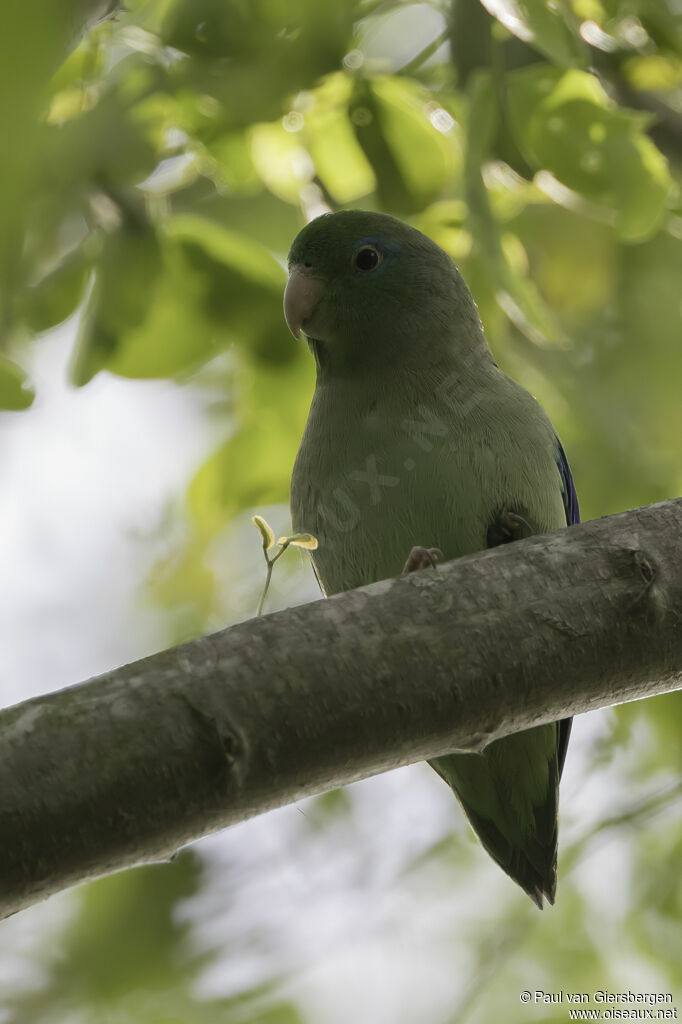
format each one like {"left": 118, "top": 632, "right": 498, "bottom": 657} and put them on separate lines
{"left": 2, "top": 498, "right": 682, "bottom": 919}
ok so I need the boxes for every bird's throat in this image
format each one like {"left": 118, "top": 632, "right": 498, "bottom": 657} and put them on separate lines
{"left": 307, "top": 337, "right": 329, "bottom": 373}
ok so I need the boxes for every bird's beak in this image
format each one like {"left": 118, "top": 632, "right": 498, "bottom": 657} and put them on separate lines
{"left": 283, "top": 265, "right": 325, "bottom": 339}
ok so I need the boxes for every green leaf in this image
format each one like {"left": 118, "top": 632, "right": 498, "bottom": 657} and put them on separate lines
{"left": 22, "top": 247, "right": 91, "bottom": 333}
{"left": 623, "top": 54, "right": 682, "bottom": 93}
{"left": 512, "top": 202, "right": 616, "bottom": 322}
{"left": 206, "top": 130, "right": 260, "bottom": 194}
{"left": 277, "top": 532, "right": 318, "bottom": 550}
{"left": 167, "top": 214, "right": 290, "bottom": 364}
{"left": 0, "top": 355, "right": 35, "bottom": 411}
{"left": 48, "top": 24, "right": 108, "bottom": 95}
{"left": 42, "top": 78, "right": 160, "bottom": 195}
{"left": 161, "top": 0, "right": 359, "bottom": 126}
{"left": 184, "top": 189, "right": 302, "bottom": 253}
{"left": 305, "top": 73, "right": 375, "bottom": 203}
{"left": 611, "top": 134, "right": 674, "bottom": 242}
{"left": 506, "top": 66, "right": 674, "bottom": 241}
{"left": 249, "top": 120, "right": 313, "bottom": 205}
{"left": 350, "top": 76, "right": 459, "bottom": 213}
{"left": 74, "top": 212, "right": 292, "bottom": 384}
{"left": 70, "top": 217, "right": 164, "bottom": 385}
{"left": 59, "top": 853, "right": 202, "bottom": 998}
{"left": 249, "top": 73, "right": 376, "bottom": 207}
{"left": 480, "top": 0, "right": 586, "bottom": 67}
{"left": 253, "top": 515, "right": 276, "bottom": 551}
{"left": 104, "top": 239, "right": 218, "bottom": 380}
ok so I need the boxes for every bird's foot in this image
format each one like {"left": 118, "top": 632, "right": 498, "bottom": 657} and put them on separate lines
{"left": 487, "top": 511, "right": 532, "bottom": 548}
{"left": 402, "top": 546, "right": 443, "bottom": 574}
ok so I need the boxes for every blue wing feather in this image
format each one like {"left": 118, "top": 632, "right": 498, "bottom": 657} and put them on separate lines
{"left": 555, "top": 437, "right": 579, "bottom": 777}
{"left": 556, "top": 438, "right": 580, "bottom": 527}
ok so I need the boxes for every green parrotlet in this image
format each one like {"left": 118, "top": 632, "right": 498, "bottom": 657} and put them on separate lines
{"left": 283, "top": 210, "right": 579, "bottom": 908}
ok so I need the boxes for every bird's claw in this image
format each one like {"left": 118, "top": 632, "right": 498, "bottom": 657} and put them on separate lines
{"left": 487, "top": 510, "right": 532, "bottom": 548}
{"left": 402, "top": 546, "right": 444, "bottom": 574}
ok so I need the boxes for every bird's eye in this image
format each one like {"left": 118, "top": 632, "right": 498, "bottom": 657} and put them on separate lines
{"left": 352, "top": 245, "right": 382, "bottom": 272}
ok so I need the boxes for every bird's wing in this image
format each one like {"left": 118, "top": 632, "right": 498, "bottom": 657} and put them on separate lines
{"left": 557, "top": 437, "right": 580, "bottom": 527}
{"left": 555, "top": 437, "right": 580, "bottom": 776}
{"left": 431, "top": 434, "right": 581, "bottom": 907}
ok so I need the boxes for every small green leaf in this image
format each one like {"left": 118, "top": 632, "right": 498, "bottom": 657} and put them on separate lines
{"left": 277, "top": 532, "right": 318, "bottom": 550}
{"left": 253, "top": 515, "right": 276, "bottom": 551}
{"left": 0, "top": 355, "right": 35, "bottom": 411}
{"left": 480, "top": 0, "right": 586, "bottom": 67}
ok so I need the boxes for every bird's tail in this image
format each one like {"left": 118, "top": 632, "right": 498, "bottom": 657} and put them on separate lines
{"left": 429, "top": 719, "right": 569, "bottom": 908}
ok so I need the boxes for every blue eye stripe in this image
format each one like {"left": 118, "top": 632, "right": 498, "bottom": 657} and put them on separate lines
{"left": 354, "top": 236, "right": 400, "bottom": 255}
{"left": 351, "top": 236, "right": 400, "bottom": 273}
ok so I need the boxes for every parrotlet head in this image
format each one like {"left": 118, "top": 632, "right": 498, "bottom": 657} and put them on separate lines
{"left": 284, "top": 210, "right": 487, "bottom": 374}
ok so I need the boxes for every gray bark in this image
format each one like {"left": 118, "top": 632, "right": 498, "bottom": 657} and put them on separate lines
{"left": 1, "top": 498, "right": 681, "bottom": 919}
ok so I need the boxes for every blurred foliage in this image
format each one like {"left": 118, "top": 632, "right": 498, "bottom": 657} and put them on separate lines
{"left": 2, "top": 0, "right": 681, "bottom": 1020}
{"left": 3, "top": 852, "right": 304, "bottom": 1023}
